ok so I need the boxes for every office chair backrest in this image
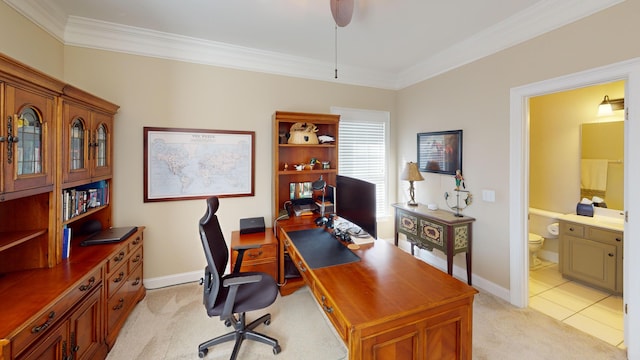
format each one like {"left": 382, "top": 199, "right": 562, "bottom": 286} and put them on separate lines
{"left": 199, "top": 196, "right": 228, "bottom": 310}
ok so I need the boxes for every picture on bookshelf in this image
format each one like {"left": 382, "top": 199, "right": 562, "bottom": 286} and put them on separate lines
{"left": 144, "top": 127, "right": 255, "bottom": 202}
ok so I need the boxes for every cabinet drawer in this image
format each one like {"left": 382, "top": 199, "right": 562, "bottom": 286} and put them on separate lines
{"left": 106, "top": 248, "right": 128, "bottom": 274}
{"left": 243, "top": 244, "right": 276, "bottom": 262}
{"left": 107, "top": 262, "right": 129, "bottom": 299}
{"left": 588, "top": 227, "right": 623, "bottom": 245}
{"left": 12, "top": 267, "right": 101, "bottom": 356}
{"left": 562, "top": 222, "right": 584, "bottom": 237}
{"left": 129, "top": 246, "right": 143, "bottom": 271}
{"left": 285, "top": 242, "right": 312, "bottom": 285}
{"left": 312, "top": 283, "right": 347, "bottom": 341}
{"left": 240, "top": 261, "right": 277, "bottom": 281}
{"left": 106, "top": 265, "right": 143, "bottom": 332}
{"left": 128, "top": 231, "right": 143, "bottom": 252}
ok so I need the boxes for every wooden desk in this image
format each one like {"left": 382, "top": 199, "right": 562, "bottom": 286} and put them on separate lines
{"left": 392, "top": 203, "right": 475, "bottom": 285}
{"left": 230, "top": 229, "right": 278, "bottom": 281}
{"left": 278, "top": 219, "right": 478, "bottom": 360}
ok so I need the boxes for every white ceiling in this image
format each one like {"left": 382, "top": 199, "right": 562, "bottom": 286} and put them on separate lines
{"left": 4, "top": 0, "right": 623, "bottom": 89}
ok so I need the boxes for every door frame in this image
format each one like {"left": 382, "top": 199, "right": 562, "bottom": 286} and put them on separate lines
{"left": 509, "top": 57, "right": 640, "bottom": 357}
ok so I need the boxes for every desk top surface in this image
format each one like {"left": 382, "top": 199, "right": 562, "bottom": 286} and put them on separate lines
{"left": 279, "top": 221, "right": 477, "bottom": 327}
{"left": 392, "top": 203, "right": 475, "bottom": 224}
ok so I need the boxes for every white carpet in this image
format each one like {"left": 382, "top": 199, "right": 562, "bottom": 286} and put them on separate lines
{"left": 106, "top": 282, "right": 626, "bottom": 360}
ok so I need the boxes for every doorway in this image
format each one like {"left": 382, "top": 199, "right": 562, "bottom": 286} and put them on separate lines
{"left": 528, "top": 82, "right": 625, "bottom": 346}
{"left": 508, "top": 58, "right": 640, "bottom": 358}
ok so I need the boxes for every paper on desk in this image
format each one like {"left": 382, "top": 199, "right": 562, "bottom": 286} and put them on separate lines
{"left": 351, "top": 235, "right": 374, "bottom": 245}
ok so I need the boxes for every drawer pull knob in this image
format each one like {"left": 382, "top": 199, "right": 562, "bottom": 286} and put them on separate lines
{"left": 132, "top": 254, "right": 141, "bottom": 263}
{"left": 569, "top": 227, "right": 575, "bottom": 231}
{"left": 113, "top": 272, "right": 125, "bottom": 283}
{"left": 616, "top": 238, "right": 621, "bottom": 242}
{"left": 114, "top": 251, "right": 125, "bottom": 262}
{"left": 79, "top": 276, "right": 95, "bottom": 291}
{"left": 32, "top": 311, "right": 55, "bottom": 333}
{"left": 133, "top": 236, "right": 141, "bottom": 245}
{"left": 248, "top": 250, "right": 263, "bottom": 258}
{"left": 113, "top": 298, "right": 125, "bottom": 310}
{"left": 609, "top": 253, "right": 615, "bottom": 257}
{"left": 132, "top": 277, "right": 141, "bottom": 286}
{"left": 297, "top": 261, "right": 306, "bottom": 272}
{"left": 321, "top": 296, "right": 333, "bottom": 314}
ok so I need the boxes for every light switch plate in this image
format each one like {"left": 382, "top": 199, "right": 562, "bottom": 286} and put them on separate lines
{"left": 482, "top": 189, "right": 495, "bottom": 202}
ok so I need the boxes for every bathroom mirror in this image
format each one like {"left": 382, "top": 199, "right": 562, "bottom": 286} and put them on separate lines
{"left": 580, "top": 121, "right": 623, "bottom": 210}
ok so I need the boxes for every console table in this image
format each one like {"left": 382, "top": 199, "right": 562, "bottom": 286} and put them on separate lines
{"left": 392, "top": 203, "right": 475, "bottom": 285}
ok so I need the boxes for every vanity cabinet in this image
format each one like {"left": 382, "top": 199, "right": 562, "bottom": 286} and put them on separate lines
{"left": 559, "top": 220, "right": 623, "bottom": 294}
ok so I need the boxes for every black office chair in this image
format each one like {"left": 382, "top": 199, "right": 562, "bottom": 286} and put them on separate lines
{"left": 198, "top": 197, "right": 281, "bottom": 359}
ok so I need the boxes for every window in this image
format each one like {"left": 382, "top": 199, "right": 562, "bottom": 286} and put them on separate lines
{"left": 332, "top": 107, "right": 389, "bottom": 217}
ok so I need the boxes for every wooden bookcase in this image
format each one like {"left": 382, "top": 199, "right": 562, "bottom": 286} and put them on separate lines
{"left": 273, "top": 111, "right": 339, "bottom": 294}
{"left": 0, "top": 52, "right": 144, "bottom": 360}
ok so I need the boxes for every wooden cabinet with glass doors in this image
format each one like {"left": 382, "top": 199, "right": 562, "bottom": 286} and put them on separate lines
{"left": 61, "top": 85, "right": 114, "bottom": 187}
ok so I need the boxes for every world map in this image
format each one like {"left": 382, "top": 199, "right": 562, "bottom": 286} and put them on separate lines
{"left": 146, "top": 130, "right": 253, "bottom": 201}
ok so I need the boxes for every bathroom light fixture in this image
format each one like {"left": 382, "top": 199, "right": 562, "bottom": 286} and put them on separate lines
{"left": 598, "top": 95, "right": 624, "bottom": 116}
{"left": 401, "top": 162, "right": 424, "bottom": 206}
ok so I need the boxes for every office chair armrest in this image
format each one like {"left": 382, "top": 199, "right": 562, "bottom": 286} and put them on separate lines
{"left": 222, "top": 274, "right": 262, "bottom": 287}
{"left": 231, "top": 244, "right": 261, "bottom": 273}
{"left": 221, "top": 274, "right": 263, "bottom": 318}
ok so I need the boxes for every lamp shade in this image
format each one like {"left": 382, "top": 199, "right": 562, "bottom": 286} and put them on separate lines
{"left": 401, "top": 162, "right": 424, "bottom": 182}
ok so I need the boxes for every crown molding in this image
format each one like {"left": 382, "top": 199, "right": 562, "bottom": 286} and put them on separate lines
{"left": 4, "top": 0, "right": 624, "bottom": 90}
{"left": 397, "top": 0, "right": 625, "bottom": 89}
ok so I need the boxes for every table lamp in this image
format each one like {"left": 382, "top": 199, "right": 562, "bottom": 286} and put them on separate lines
{"left": 401, "top": 162, "right": 424, "bottom": 206}
{"left": 312, "top": 175, "right": 327, "bottom": 225}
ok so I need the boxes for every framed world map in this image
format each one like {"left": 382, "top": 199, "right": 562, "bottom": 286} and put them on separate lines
{"left": 143, "top": 127, "right": 255, "bottom": 202}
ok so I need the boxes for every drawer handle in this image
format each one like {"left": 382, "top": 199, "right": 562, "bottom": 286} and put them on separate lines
{"left": 609, "top": 253, "right": 615, "bottom": 257}
{"left": 113, "top": 251, "right": 126, "bottom": 262}
{"left": 113, "top": 272, "right": 125, "bottom": 283}
{"left": 132, "top": 254, "right": 141, "bottom": 263}
{"left": 569, "top": 227, "right": 575, "bottom": 232}
{"left": 616, "top": 238, "right": 622, "bottom": 242}
{"left": 79, "top": 276, "right": 95, "bottom": 291}
{"left": 248, "top": 250, "right": 263, "bottom": 259}
{"left": 132, "top": 236, "right": 141, "bottom": 245}
{"left": 297, "top": 260, "right": 306, "bottom": 272}
{"left": 32, "top": 311, "right": 55, "bottom": 333}
{"left": 113, "top": 298, "right": 125, "bottom": 311}
{"left": 132, "top": 277, "right": 141, "bottom": 286}
{"left": 321, "top": 296, "right": 333, "bottom": 314}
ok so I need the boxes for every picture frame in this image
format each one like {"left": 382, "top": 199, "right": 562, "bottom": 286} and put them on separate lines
{"left": 417, "top": 130, "right": 462, "bottom": 176}
{"left": 143, "top": 127, "right": 255, "bottom": 202}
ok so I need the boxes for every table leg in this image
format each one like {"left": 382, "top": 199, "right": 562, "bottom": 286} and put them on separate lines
{"left": 466, "top": 252, "right": 472, "bottom": 285}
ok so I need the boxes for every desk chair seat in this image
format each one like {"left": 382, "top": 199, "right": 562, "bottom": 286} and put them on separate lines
{"left": 198, "top": 197, "right": 281, "bottom": 359}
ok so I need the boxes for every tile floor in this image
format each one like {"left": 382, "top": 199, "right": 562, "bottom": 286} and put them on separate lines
{"left": 529, "top": 261, "right": 625, "bottom": 349}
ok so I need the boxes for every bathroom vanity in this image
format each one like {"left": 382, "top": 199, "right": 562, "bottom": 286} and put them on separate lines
{"left": 559, "top": 214, "right": 623, "bottom": 294}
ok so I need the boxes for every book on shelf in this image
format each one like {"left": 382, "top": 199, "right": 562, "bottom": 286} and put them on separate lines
{"left": 62, "top": 181, "right": 110, "bottom": 221}
{"left": 62, "top": 226, "right": 71, "bottom": 259}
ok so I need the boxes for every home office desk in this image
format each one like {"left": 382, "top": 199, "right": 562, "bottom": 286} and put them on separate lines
{"left": 277, "top": 218, "right": 478, "bottom": 360}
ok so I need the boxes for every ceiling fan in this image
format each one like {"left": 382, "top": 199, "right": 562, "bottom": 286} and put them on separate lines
{"left": 330, "top": 0, "right": 354, "bottom": 27}
{"left": 329, "top": 0, "right": 354, "bottom": 79}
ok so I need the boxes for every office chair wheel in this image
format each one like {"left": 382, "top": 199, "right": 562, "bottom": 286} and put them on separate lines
{"left": 264, "top": 319, "right": 271, "bottom": 326}
{"left": 273, "top": 345, "right": 281, "bottom": 355}
{"left": 224, "top": 319, "right": 231, "bottom": 327}
{"left": 198, "top": 348, "right": 208, "bottom": 358}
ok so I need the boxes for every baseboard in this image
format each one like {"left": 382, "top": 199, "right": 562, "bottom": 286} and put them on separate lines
{"left": 144, "top": 270, "right": 202, "bottom": 289}
{"left": 403, "top": 240, "right": 511, "bottom": 302}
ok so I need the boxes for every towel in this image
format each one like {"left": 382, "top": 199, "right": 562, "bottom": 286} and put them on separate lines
{"left": 581, "top": 159, "right": 608, "bottom": 191}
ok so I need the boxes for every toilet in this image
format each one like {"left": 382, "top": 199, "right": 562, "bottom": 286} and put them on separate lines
{"left": 528, "top": 208, "right": 560, "bottom": 269}
{"left": 528, "top": 233, "right": 545, "bottom": 268}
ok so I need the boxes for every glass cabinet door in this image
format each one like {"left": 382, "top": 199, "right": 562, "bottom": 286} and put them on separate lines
{"left": 3, "top": 84, "right": 54, "bottom": 193}
{"left": 16, "top": 107, "right": 43, "bottom": 175}
{"left": 70, "top": 118, "right": 86, "bottom": 170}
{"left": 95, "top": 123, "right": 107, "bottom": 168}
